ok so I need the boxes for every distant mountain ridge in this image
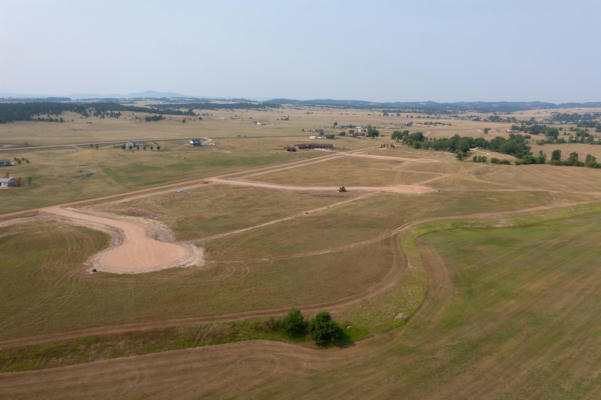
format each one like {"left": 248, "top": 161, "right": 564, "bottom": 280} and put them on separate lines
{"left": 264, "top": 99, "right": 601, "bottom": 113}
{"left": 1, "top": 94, "right": 601, "bottom": 114}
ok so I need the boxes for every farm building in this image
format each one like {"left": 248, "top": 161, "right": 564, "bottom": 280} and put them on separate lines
{"left": 0, "top": 177, "right": 16, "bottom": 188}
{"left": 0, "top": 159, "right": 15, "bottom": 167}
{"left": 355, "top": 127, "right": 368, "bottom": 136}
{"left": 125, "top": 141, "right": 146, "bottom": 149}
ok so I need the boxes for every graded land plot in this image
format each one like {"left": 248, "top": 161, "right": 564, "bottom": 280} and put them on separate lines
{"left": 0, "top": 137, "right": 363, "bottom": 214}
{"left": 473, "top": 162, "right": 601, "bottom": 193}
{"left": 5, "top": 210, "right": 601, "bottom": 399}
{"left": 97, "top": 184, "right": 362, "bottom": 241}
{"left": 244, "top": 156, "right": 441, "bottom": 187}
{"left": 359, "top": 146, "right": 455, "bottom": 160}
{"left": 0, "top": 219, "right": 392, "bottom": 340}
{"left": 203, "top": 189, "right": 588, "bottom": 262}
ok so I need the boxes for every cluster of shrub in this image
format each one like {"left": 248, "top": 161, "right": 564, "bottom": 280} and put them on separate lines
{"left": 144, "top": 115, "right": 165, "bottom": 122}
{"left": 121, "top": 143, "right": 161, "bottom": 151}
{"left": 515, "top": 124, "right": 560, "bottom": 139}
{"left": 392, "top": 130, "right": 601, "bottom": 170}
{"left": 279, "top": 309, "right": 346, "bottom": 347}
{"left": 548, "top": 150, "right": 601, "bottom": 168}
{"left": 12, "top": 157, "right": 30, "bottom": 164}
{"left": 471, "top": 149, "right": 600, "bottom": 168}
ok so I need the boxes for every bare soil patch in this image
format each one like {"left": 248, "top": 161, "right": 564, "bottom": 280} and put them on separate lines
{"left": 43, "top": 207, "right": 203, "bottom": 274}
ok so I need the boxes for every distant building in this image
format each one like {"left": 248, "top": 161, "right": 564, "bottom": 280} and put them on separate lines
{"left": 0, "top": 159, "right": 15, "bottom": 167}
{"left": 0, "top": 177, "right": 16, "bottom": 188}
{"left": 125, "top": 141, "right": 146, "bottom": 149}
{"left": 355, "top": 126, "right": 368, "bottom": 135}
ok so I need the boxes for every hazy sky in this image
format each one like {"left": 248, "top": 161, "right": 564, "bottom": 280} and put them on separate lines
{"left": 1, "top": 0, "right": 600, "bottom": 102}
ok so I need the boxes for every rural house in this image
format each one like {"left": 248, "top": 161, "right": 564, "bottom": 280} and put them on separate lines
{"left": 125, "top": 141, "right": 146, "bottom": 149}
{"left": 0, "top": 159, "right": 15, "bottom": 167}
{"left": 0, "top": 177, "right": 16, "bottom": 188}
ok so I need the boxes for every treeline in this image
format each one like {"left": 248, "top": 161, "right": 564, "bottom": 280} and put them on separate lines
{"left": 144, "top": 115, "right": 164, "bottom": 122}
{"left": 0, "top": 102, "right": 194, "bottom": 123}
{"left": 551, "top": 112, "right": 601, "bottom": 123}
{"left": 391, "top": 131, "right": 532, "bottom": 159}
{"left": 548, "top": 150, "right": 601, "bottom": 168}
{"left": 149, "top": 102, "right": 280, "bottom": 111}
{"left": 515, "top": 124, "right": 560, "bottom": 138}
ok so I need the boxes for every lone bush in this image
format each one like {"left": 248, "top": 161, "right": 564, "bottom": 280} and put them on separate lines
{"left": 308, "top": 312, "right": 343, "bottom": 346}
{"left": 281, "top": 309, "right": 307, "bottom": 337}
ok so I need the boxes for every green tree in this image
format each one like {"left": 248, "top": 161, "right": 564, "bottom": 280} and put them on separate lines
{"left": 535, "top": 150, "right": 546, "bottom": 164}
{"left": 568, "top": 152, "right": 579, "bottom": 165}
{"left": 391, "top": 130, "right": 407, "bottom": 141}
{"left": 281, "top": 309, "right": 307, "bottom": 337}
{"left": 308, "top": 312, "right": 343, "bottom": 346}
{"left": 585, "top": 154, "right": 598, "bottom": 168}
{"left": 367, "top": 125, "right": 380, "bottom": 137}
{"left": 551, "top": 149, "right": 561, "bottom": 161}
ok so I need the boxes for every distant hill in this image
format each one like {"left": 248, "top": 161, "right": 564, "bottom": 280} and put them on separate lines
{"left": 125, "top": 90, "right": 185, "bottom": 99}
{"left": 264, "top": 99, "right": 601, "bottom": 113}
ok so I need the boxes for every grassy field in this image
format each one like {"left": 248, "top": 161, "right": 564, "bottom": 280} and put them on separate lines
{"left": 4, "top": 206, "right": 601, "bottom": 398}
{"left": 3, "top": 105, "right": 601, "bottom": 399}
{"left": 0, "top": 219, "right": 392, "bottom": 340}
{"left": 0, "top": 137, "right": 356, "bottom": 213}
{"left": 100, "top": 185, "right": 362, "bottom": 241}
{"left": 0, "top": 106, "right": 518, "bottom": 147}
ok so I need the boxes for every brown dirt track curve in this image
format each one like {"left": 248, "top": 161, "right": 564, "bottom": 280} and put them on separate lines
{"left": 42, "top": 207, "right": 200, "bottom": 274}
{"left": 207, "top": 177, "right": 437, "bottom": 194}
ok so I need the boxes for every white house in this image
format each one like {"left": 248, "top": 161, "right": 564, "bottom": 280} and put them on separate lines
{"left": 0, "top": 177, "right": 16, "bottom": 188}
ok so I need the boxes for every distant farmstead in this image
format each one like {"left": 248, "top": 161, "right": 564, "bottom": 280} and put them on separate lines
{"left": 0, "top": 159, "right": 15, "bottom": 167}
{"left": 0, "top": 177, "right": 16, "bottom": 188}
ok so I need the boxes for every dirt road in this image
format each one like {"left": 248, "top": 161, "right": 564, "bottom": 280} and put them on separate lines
{"left": 344, "top": 152, "right": 440, "bottom": 163}
{"left": 208, "top": 177, "right": 436, "bottom": 194}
